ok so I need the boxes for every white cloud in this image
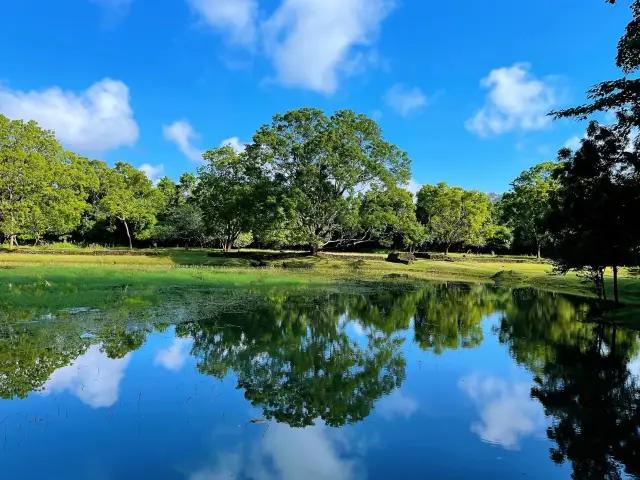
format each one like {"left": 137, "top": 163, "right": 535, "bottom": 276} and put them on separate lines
{"left": 466, "top": 63, "right": 557, "bottom": 137}
{"left": 220, "top": 136, "right": 247, "bottom": 153}
{"left": 163, "top": 120, "right": 204, "bottom": 163}
{"left": 564, "top": 135, "right": 582, "bottom": 151}
{"left": 404, "top": 178, "right": 422, "bottom": 196}
{"left": 187, "top": 0, "right": 257, "bottom": 45}
{"left": 385, "top": 84, "right": 427, "bottom": 117}
{"left": 627, "top": 128, "right": 638, "bottom": 153}
{"left": 262, "top": 0, "right": 395, "bottom": 94}
{"left": 41, "top": 345, "right": 132, "bottom": 409}
{"left": 376, "top": 389, "right": 419, "bottom": 420}
{"left": 155, "top": 337, "right": 193, "bottom": 372}
{"left": 0, "top": 79, "right": 138, "bottom": 152}
{"left": 139, "top": 163, "right": 164, "bottom": 183}
{"left": 459, "top": 372, "right": 546, "bottom": 450}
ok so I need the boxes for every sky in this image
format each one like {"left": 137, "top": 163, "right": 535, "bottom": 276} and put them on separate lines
{"left": 0, "top": 0, "right": 631, "bottom": 193}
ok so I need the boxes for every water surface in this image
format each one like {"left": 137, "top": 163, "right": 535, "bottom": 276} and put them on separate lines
{"left": 1, "top": 282, "right": 638, "bottom": 479}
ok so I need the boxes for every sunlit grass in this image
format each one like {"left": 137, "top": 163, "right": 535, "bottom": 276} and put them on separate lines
{"left": 1, "top": 248, "right": 639, "bottom": 305}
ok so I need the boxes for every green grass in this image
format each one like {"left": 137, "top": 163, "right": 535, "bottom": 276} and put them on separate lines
{"left": 1, "top": 247, "right": 640, "bottom": 306}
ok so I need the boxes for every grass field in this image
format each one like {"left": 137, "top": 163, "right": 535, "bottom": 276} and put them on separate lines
{"left": 1, "top": 247, "right": 640, "bottom": 306}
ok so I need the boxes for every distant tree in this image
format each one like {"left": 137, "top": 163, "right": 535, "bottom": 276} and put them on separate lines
{"left": 359, "top": 186, "right": 425, "bottom": 250}
{"left": 247, "top": 108, "right": 411, "bottom": 253}
{"left": 486, "top": 225, "right": 513, "bottom": 253}
{"left": 501, "top": 162, "right": 560, "bottom": 258}
{"left": 194, "top": 145, "right": 268, "bottom": 252}
{"left": 548, "top": 121, "right": 640, "bottom": 306}
{"left": 99, "top": 162, "right": 163, "bottom": 249}
{"left": 416, "top": 182, "right": 492, "bottom": 254}
{"left": 0, "top": 116, "right": 96, "bottom": 247}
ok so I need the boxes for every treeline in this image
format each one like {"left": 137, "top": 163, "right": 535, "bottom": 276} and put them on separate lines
{"left": 0, "top": 110, "right": 638, "bottom": 263}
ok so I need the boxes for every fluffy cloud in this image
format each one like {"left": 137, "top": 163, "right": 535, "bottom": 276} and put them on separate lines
{"left": 0, "top": 79, "right": 138, "bottom": 152}
{"left": 459, "top": 372, "right": 546, "bottom": 450}
{"left": 163, "top": 120, "right": 204, "bottom": 162}
{"left": 263, "top": 0, "right": 394, "bottom": 94}
{"left": 155, "top": 337, "right": 193, "bottom": 371}
{"left": 220, "top": 136, "right": 247, "bottom": 152}
{"left": 41, "top": 345, "right": 132, "bottom": 409}
{"left": 191, "top": 0, "right": 394, "bottom": 94}
{"left": 139, "top": 163, "right": 164, "bottom": 183}
{"left": 385, "top": 84, "right": 427, "bottom": 117}
{"left": 466, "top": 63, "right": 557, "bottom": 137}
{"left": 187, "top": 0, "right": 257, "bottom": 45}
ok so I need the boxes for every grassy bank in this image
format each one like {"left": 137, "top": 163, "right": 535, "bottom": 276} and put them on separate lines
{"left": 1, "top": 247, "right": 640, "bottom": 305}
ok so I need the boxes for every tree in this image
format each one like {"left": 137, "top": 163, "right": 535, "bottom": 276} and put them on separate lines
{"left": 247, "top": 108, "right": 411, "bottom": 253}
{"left": 0, "top": 116, "right": 95, "bottom": 246}
{"left": 359, "top": 186, "right": 425, "bottom": 250}
{"left": 548, "top": 121, "right": 640, "bottom": 306}
{"left": 100, "top": 162, "right": 163, "bottom": 249}
{"left": 416, "top": 182, "right": 492, "bottom": 254}
{"left": 501, "top": 162, "right": 560, "bottom": 258}
{"left": 194, "top": 145, "right": 266, "bottom": 252}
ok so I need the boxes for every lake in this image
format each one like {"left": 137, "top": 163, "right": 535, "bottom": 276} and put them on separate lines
{"left": 0, "top": 281, "right": 638, "bottom": 479}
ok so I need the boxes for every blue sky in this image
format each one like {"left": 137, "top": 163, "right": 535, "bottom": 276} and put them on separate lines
{"left": 0, "top": 0, "right": 630, "bottom": 193}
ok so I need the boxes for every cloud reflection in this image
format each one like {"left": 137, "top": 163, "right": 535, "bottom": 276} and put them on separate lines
{"left": 459, "top": 372, "right": 546, "bottom": 449}
{"left": 41, "top": 345, "right": 131, "bottom": 408}
{"left": 155, "top": 337, "right": 193, "bottom": 372}
{"left": 191, "top": 421, "right": 364, "bottom": 480}
{"left": 376, "top": 389, "right": 419, "bottom": 420}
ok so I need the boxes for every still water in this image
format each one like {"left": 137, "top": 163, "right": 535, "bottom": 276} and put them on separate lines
{"left": 0, "top": 282, "right": 638, "bottom": 479}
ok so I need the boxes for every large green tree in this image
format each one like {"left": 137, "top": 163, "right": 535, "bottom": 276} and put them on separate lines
{"left": 416, "top": 182, "right": 492, "bottom": 254}
{"left": 99, "top": 161, "right": 163, "bottom": 249}
{"left": 194, "top": 145, "right": 268, "bottom": 251}
{"left": 247, "top": 108, "right": 411, "bottom": 253}
{"left": 501, "top": 162, "right": 560, "bottom": 258}
{"left": 0, "top": 116, "right": 96, "bottom": 246}
{"left": 548, "top": 121, "right": 640, "bottom": 306}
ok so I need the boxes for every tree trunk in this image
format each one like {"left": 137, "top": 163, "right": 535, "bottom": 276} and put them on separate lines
{"left": 445, "top": 245, "right": 450, "bottom": 255}
{"left": 9, "top": 235, "right": 15, "bottom": 248}
{"left": 310, "top": 245, "right": 318, "bottom": 255}
{"left": 536, "top": 243, "right": 541, "bottom": 259}
{"left": 613, "top": 265, "right": 619, "bottom": 308}
{"left": 122, "top": 219, "right": 133, "bottom": 250}
{"left": 600, "top": 268, "right": 607, "bottom": 301}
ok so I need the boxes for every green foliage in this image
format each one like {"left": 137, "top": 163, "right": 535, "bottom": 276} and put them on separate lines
{"left": 0, "top": 116, "right": 95, "bottom": 245}
{"left": 416, "top": 182, "right": 492, "bottom": 253}
{"left": 195, "top": 145, "right": 269, "bottom": 251}
{"left": 548, "top": 121, "right": 640, "bottom": 305}
{"left": 99, "top": 162, "right": 163, "bottom": 248}
{"left": 247, "top": 108, "right": 411, "bottom": 251}
{"left": 501, "top": 162, "right": 560, "bottom": 257}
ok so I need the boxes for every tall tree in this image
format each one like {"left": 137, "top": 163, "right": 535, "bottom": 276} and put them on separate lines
{"left": 0, "top": 116, "right": 95, "bottom": 247}
{"left": 99, "top": 162, "right": 162, "bottom": 249}
{"left": 247, "top": 108, "right": 411, "bottom": 253}
{"left": 416, "top": 182, "right": 492, "bottom": 254}
{"left": 548, "top": 121, "right": 640, "bottom": 306}
{"left": 501, "top": 162, "right": 560, "bottom": 258}
{"left": 194, "top": 145, "right": 266, "bottom": 252}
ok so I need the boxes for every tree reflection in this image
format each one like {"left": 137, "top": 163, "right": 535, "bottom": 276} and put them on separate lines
{"left": 413, "top": 283, "right": 509, "bottom": 354}
{"left": 497, "top": 290, "right": 640, "bottom": 479}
